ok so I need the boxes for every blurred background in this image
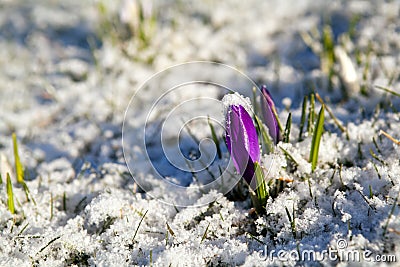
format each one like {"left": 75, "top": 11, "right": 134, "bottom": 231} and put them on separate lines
{"left": 0, "top": 0, "right": 399, "bottom": 183}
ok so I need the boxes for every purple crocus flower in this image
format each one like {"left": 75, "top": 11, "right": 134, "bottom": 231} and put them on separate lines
{"left": 225, "top": 105, "right": 260, "bottom": 185}
{"left": 260, "top": 85, "right": 280, "bottom": 144}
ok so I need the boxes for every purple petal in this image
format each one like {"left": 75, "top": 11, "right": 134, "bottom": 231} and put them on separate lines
{"left": 225, "top": 105, "right": 260, "bottom": 184}
{"left": 241, "top": 156, "right": 256, "bottom": 185}
{"left": 260, "top": 85, "right": 280, "bottom": 144}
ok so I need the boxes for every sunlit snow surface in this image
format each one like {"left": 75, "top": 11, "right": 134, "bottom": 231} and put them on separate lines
{"left": 0, "top": 0, "right": 399, "bottom": 266}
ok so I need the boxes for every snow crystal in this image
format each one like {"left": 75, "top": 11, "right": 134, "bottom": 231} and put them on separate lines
{"left": 221, "top": 92, "right": 254, "bottom": 117}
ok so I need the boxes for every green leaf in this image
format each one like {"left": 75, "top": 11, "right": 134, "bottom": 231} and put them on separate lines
{"left": 249, "top": 190, "right": 262, "bottom": 214}
{"left": 322, "top": 25, "right": 335, "bottom": 72}
{"left": 6, "top": 173, "right": 15, "bottom": 214}
{"left": 298, "top": 95, "right": 308, "bottom": 141}
{"left": 310, "top": 105, "right": 325, "bottom": 172}
{"left": 254, "top": 162, "right": 268, "bottom": 210}
{"left": 283, "top": 113, "right": 292, "bottom": 143}
{"left": 254, "top": 114, "right": 274, "bottom": 153}
{"left": 12, "top": 133, "right": 24, "bottom": 183}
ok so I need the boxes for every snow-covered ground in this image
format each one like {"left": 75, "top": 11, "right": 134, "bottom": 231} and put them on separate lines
{"left": 0, "top": 0, "right": 399, "bottom": 266}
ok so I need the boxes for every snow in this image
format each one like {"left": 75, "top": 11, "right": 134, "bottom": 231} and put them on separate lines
{"left": 0, "top": 0, "right": 400, "bottom": 266}
{"left": 222, "top": 92, "right": 254, "bottom": 118}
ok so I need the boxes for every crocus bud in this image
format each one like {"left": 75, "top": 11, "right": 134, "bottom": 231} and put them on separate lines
{"left": 225, "top": 105, "right": 260, "bottom": 184}
{"left": 260, "top": 85, "right": 280, "bottom": 144}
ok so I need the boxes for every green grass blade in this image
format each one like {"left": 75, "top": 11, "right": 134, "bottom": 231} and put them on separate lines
{"left": 133, "top": 210, "right": 148, "bottom": 241}
{"left": 307, "top": 175, "right": 313, "bottom": 198}
{"left": 285, "top": 206, "right": 296, "bottom": 239}
{"left": 38, "top": 236, "right": 61, "bottom": 254}
{"left": 369, "top": 148, "right": 385, "bottom": 165}
{"left": 307, "top": 94, "right": 315, "bottom": 135}
{"left": 283, "top": 113, "right": 292, "bottom": 143}
{"left": 254, "top": 162, "right": 268, "bottom": 210}
{"left": 310, "top": 105, "right": 325, "bottom": 172}
{"left": 372, "top": 137, "right": 382, "bottom": 154}
{"left": 291, "top": 203, "right": 297, "bottom": 239}
{"left": 285, "top": 206, "right": 292, "bottom": 222}
{"left": 280, "top": 147, "right": 299, "bottom": 166}
{"left": 201, "top": 222, "right": 210, "bottom": 243}
{"left": 383, "top": 192, "right": 399, "bottom": 237}
{"left": 150, "top": 250, "right": 153, "bottom": 267}
{"left": 322, "top": 25, "right": 335, "bottom": 73}
{"left": 21, "top": 181, "right": 36, "bottom": 205}
{"left": 272, "top": 104, "right": 284, "bottom": 133}
{"left": 6, "top": 173, "right": 15, "bottom": 214}
{"left": 63, "top": 192, "right": 67, "bottom": 211}
{"left": 380, "top": 130, "right": 400, "bottom": 145}
{"left": 360, "top": 45, "right": 372, "bottom": 96}
{"left": 12, "top": 133, "right": 24, "bottom": 183}
{"left": 369, "top": 185, "right": 373, "bottom": 199}
{"left": 50, "top": 193, "right": 54, "bottom": 221}
{"left": 207, "top": 116, "right": 221, "bottom": 159}
{"left": 166, "top": 222, "right": 175, "bottom": 237}
{"left": 249, "top": 190, "right": 262, "bottom": 215}
{"left": 246, "top": 232, "right": 266, "bottom": 245}
{"left": 315, "top": 93, "right": 349, "bottom": 140}
{"left": 182, "top": 119, "right": 200, "bottom": 145}
{"left": 254, "top": 114, "right": 274, "bottom": 153}
{"left": 375, "top": 85, "right": 400, "bottom": 97}
{"left": 372, "top": 162, "right": 382, "bottom": 179}
{"left": 298, "top": 95, "right": 308, "bottom": 141}
{"left": 17, "top": 223, "right": 29, "bottom": 236}
{"left": 0, "top": 173, "right": 2, "bottom": 185}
